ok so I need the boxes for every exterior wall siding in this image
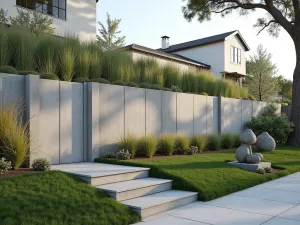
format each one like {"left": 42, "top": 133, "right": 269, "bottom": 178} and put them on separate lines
{"left": 2, "top": 0, "right": 96, "bottom": 41}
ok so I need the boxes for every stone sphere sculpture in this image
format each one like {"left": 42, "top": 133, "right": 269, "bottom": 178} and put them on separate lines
{"left": 256, "top": 132, "right": 276, "bottom": 152}
{"left": 236, "top": 144, "right": 251, "bottom": 163}
{"left": 254, "top": 153, "right": 264, "bottom": 161}
{"left": 246, "top": 155, "right": 261, "bottom": 164}
{"left": 240, "top": 129, "right": 257, "bottom": 145}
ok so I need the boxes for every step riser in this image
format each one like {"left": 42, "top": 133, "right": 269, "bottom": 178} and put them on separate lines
{"left": 132, "top": 194, "right": 198, "bottom": 219}
{"left": 106, "top": 182, "right": 172, "bottom": 201}
{"left": 83, "top": 170, "right": 149, "bottom": 186}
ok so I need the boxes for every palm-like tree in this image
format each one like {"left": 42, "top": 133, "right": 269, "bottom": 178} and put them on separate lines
{"left": 97, "top": 13, "right": 126, "bottom": 51}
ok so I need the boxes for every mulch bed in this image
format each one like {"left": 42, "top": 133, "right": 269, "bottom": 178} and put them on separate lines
{"left": 0, "top": 168, "right": 39, "bottom": 179}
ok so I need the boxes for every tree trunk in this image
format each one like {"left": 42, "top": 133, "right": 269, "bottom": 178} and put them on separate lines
{"left": 288, "top": 32, "right": 300, "bottom": 146}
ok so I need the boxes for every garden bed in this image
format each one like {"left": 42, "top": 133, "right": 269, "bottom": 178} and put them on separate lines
{"left": 0, "top": 172, "right": 140, "bottom": 225}
{"left": 0, "top": 168, "right": 39, "bottom": 179}
{"left": 96, "top": 146, "right": 300, "bottom": 201}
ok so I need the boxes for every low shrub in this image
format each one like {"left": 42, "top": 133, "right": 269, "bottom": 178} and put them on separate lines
{"left": 0, "top": 66, "right": 18, "bottom": 74}
{"left": 150, "top": 84, "right": 163, "bottom": 90}
{"left": 97, "top": 78, "right": 110, "bottom": 84}
{"left": 119, "top": 134, "right": 138, "bottom": 158}
{"left": 112, "top": 80, "right": 126, "bottom": 86}
{"left": 157, "top": 134, "right": 176, "bottom": 156}
{"left": 262, "top": 104, "right": 279, "bottom": 117}
{"left": 116, "top": 149, "right": 131, "bottom": 160}
{"left": 32, "top": 158, "right": 51, "bottom": 171}
{"left": 170, "top": 85, "right": 182, "bottom": 92}
{"left": 247, "top": 114, "right": 294, "bottom": 144}
{"left": 18, "top": 71, "right": 39, "bottom": 75}
{"left": 139, "top": 82, "right": 151, "bottom": 89}
{"left": 104, "top": 152, "right": 117, "bottom": 159}
{"left": 162, "top": 87, "right": 172, "bottom": 91}
{"left": 186, "top": 146, "right": 198, "bottom": 155}
{"left": 127, "top": 82, "right": 139, "bottom": 87}
{"left": 174, "top": 135, "right": 189, "bottom": 155}
{"left": 200, "top": 92, "right": 208, "bottom": 96}
{"left": 190, "top": 135, "right": 207, "bottom": 153}
{"left": 41, "top": 73, "right": 60, "bottom": 81}
{"left": 0, "top": 158, "right": 12, "bottom": 174}
{"left": 137, "top": 136, "right": 158, "bottom": 158}
{"left": 73, "top": 77, "right": 89, "bottom": 83}
{"left": 206, "top": 135, "right": 221, "bottom": 151}
{"left": 0, "top": 100, "right": 30, "bottom": 169}
{"left": 233, "top": 134, "right": 241, "bottom": 148}
{"left": 221, "top": 133, "right": 235, "bottom": 149}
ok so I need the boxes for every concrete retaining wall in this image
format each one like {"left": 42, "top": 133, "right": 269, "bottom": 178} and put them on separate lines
{"left": 0, "top": 74, "right": 279, "bottom": 164}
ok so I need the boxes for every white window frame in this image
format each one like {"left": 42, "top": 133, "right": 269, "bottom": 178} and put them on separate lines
{"left": 230, "top": 46, "right": 241, "bottom": 65}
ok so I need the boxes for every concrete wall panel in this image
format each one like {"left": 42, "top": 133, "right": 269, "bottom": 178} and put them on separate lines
{"left": 194, "top": 95, "right": 207, "bottom": 134}
{"left": 177, "top": 93, "right": 194, "bottom": 136}
{"left": 98, "top": 84, "right": 125, "bottom": 156}
{"left": 125, "top": 87, "right": 146, "bottom": 137}
{"left": 242, "top": 100, "right": 253, "bottom": 131}
{"left": 212, "top": 97, "right": 219, "bottom": 134}
{"left": 162, "top": 92, "right": 177, "bottom": 134}
{"left": 39, "top": 79, "right": 60, "bottom": 164}
{"left": 146, "top": 90, "right": 162, "bottom": 136}
{"left": 221, "top": 98, "right": 242, "bottom": 134}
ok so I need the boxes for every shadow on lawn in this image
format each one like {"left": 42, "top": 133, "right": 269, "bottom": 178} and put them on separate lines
{"left": 151, "top": 161, "right": 232, "bottom": 170}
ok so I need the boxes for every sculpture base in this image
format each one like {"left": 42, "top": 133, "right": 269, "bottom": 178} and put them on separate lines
{"left": 227, "top": 161, "right": 272, "bottom": 173}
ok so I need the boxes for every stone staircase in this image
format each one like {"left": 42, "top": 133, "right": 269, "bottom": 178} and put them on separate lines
{"left": 52, "top": 163, "right": 198, "bottom": 219}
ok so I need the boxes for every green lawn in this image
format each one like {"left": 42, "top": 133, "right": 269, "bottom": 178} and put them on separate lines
{"left": 96, "top": 146, "right": 300, "bottom": 201}
{"left": 0, "top": 172, "right": 140, "bottom": 225}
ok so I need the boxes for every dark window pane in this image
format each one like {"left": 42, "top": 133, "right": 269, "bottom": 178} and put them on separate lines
{"left": 60, "top": 0, "right": 66, "bottom": 9}
{"left": 59, "top": 9, "right": 66, "bottom": 20}
{"left": 53, "top": 0, "right": 59, "bottom": 7}
{"left": 52, "top": 7, "right": 59, "bottom": 18}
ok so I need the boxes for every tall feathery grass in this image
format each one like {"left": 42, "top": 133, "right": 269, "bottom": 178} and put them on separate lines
{"left": 0, "top": 99, "right": 30, "bottom": 169}
{"left": 163, "top": 65, "right": 182, "bottom": 88}
{"left": 157, "top": 134, "right": 176, "bottom": 156}
{"left": 134, "top": 58, "right": 163, "bottom": 85}
{"left": 88, "top": 42, "right": 103, "bottom": 81}
{"left": 75, "top": 44, "right": 91, "bottom": 80}
{"left": 137, "top": 136, "right": 158, "bottom": 158}
{"left": 119, "top": 134, "right": 138, "bottom": 158}
{"left": 7, "top": 27, "right": 35, "bottom": 71}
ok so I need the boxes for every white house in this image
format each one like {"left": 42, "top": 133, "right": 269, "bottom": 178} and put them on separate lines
{"left": 1, "top": 0, "right": 97, "bottom": 41}
{"left": 123, "top": 31, "right": 250, "bottom": 84}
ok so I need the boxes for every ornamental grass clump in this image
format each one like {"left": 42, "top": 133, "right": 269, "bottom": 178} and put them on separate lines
{"left": 119, "top": 134, "right": 138, "bottom": 158}
{"left": 190, "top": 135, "right": 207, "bottom": 153}
{"left": 174, "top": 135, "right": 190, "bottom": 155}
{"left": 75, "top": 44, "right": 91, "bottom": 80}
{"left": 137, "top": 136, "right": 158, "bottom": 158}
{"left": 163, "top": 65, "right": 182, "bottom": 88}
{"left": 88, "top": 42, "right": 103, "bottom": 81}
{"left": 0, "top": 100, "right": 30, "bottom": 169}
{"left": 157, "top": 134, "right": 176, "bottom": 156}
{"left": 221, "top": 133, "right": 235, "bottom": 149}
{"left": 134, "top": 59, "right": 163, "bottom": 85}
{"left": 206, "top": 135, "right": 221, "bottom": 151}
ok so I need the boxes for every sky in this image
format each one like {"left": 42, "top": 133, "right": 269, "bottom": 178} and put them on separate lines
{"left": 97, "top": 0, "right": 296, "bottom": 80}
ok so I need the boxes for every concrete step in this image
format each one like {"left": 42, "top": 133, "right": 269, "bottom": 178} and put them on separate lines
{"left": 52, "top": 163, "right": 150, "bottom": 186}
{"left": 122, "top": 190, "right": 198, "bottom": 218}
{"left": 97, "top": 178, "right": 173, "bottom": 201}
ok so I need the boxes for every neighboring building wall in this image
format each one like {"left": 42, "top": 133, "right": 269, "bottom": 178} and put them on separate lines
{"left": 171, "top": 42, "right": 225, "bottom": 78}
{"left": 131, "top": 51, "right": 190, "bottom": 73}
{"left": 224, "top": 35, "right": 247, "bottom": 75}
{"left": 1, "top": 0, "right": 96, "bottom": 41}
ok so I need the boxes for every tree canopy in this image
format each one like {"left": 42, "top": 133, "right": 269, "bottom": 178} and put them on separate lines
{"left": 277, "top": 75, "right": 293, "bottom": 104}
{"left": 245, "top": 45, "right": 279, "bottom": 101}
{"left": 97, "top": 13, "right": 126, "bottom": 51}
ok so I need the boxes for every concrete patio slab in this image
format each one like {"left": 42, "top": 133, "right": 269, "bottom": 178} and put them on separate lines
{"left": 279, "top": 205, "right": 300, "bottom": 221}
{"left": 52, "top": 162, "right": 149, "bottom": 178}
{"left": 233, "top": 186, "right": 300, "bottom": 204}
{"left": 262, "top": 217, "right": 300, "bottom": 225}
{"left": 204, "top": 195, "right": 296, "bottom": 216}
{"left": 169, "top": 202, "right": 272, "bottom": 225}
{"left": 134, "top": 215, "right": 207, "bottom": 225}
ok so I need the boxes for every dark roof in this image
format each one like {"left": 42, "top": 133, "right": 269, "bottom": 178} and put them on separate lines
{"left": 158, "top": 30, "right": 250, "bottom": 53}
{"left": 121, "top": 44, "right": 211, "bottom": 69}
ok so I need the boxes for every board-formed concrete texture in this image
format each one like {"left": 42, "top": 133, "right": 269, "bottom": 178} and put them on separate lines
{"left": 125, "top": 87, "right": 146, "bottom": 137}
{"left": 193, "top": 95, "right": 207, "bottom": 134}
{"left": 162, "top": 92, "right": 177, "bottom": 134}
{"left": 177, "top": 93, "right": 194, "bottom": 136}
{"left": 39, "top": 79, "right": 60, "bottom": 164}
{"left": 227, "top": 161, "right": 272, "bottom": 172}
{"left": 146, "top": 89, "right": 162, "bottom": 136}
{"left": 98, "top": 84, "right": 125, "bottom": 156}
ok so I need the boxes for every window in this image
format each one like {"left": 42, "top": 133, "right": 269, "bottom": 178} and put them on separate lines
{"left": 16, "top": 0, "right": 66, "bottom": 20}
{"left": 230, "top": 46, "right": 241, "bottom": 64}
